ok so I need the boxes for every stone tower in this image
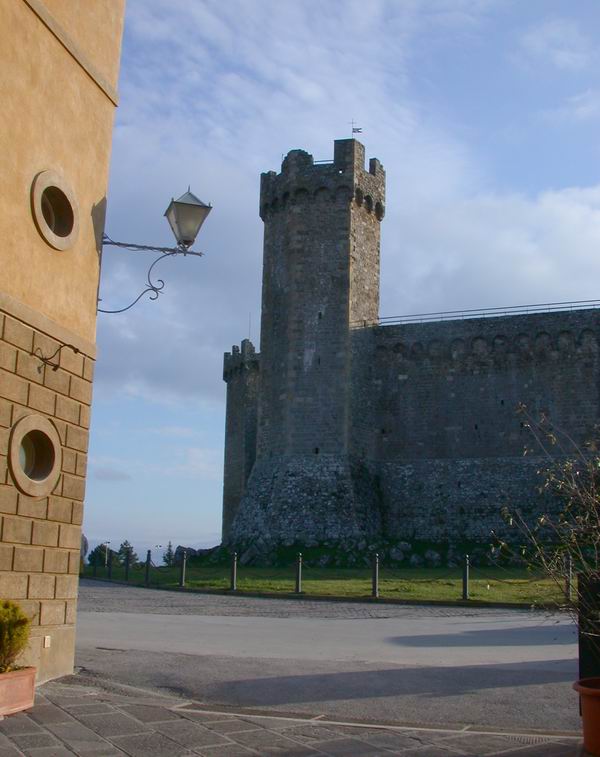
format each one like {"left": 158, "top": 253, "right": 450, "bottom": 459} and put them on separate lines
{"left": 222, "top": 340, "right": 259, "bottom": 541}
{"left": 224, "top": 139, "right": 385, "bottom": 545}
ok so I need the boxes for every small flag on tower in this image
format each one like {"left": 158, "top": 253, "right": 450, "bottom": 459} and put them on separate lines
{"left": 349, "top": 120, "right": 363, "bottom": 136}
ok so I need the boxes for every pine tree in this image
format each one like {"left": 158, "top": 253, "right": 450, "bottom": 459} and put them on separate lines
{"left": 88, "top": 544, "right": 112, "bottom": 566}
{"left": 117, "top": 540, "right": 138, "bottom": 566}
{"left": 163, "top": 541, "right": 174, "bottom": 567}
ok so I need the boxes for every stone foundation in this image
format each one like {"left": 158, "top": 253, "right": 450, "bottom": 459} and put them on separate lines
{"left": 229, "top": 455, "right": 382, "bottom": 546}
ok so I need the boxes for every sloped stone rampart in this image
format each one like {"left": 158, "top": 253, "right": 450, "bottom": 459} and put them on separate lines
{"left": 229, "top": 455, "right": 382, "bottom": 546}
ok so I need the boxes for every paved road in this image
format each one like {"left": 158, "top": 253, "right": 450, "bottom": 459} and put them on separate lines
{"left": 76, "top": 580, "right": 580, "bottom": 734}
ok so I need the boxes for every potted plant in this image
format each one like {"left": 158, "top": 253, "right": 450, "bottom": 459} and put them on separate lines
{"left": 494, "top": 411, "right": 600, "bottom": 755}
{"left": 0, "top": 600, "right": 35, "bottom": 716}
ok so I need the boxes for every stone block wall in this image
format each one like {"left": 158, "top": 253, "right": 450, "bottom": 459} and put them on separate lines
{"left": 222, "top": 340, "right": 259, "bottom": 541}
{"left": 222, "top": 138, "right": 600, "bottom": 552}
{"left": 0, "top": 297, "right": 93, "bottom": 682}
{"left": 257, "top": 139, "right": 385, "bottom": 460}
{"left": 366, "top": 309, "right": 600, "bottom": 462}
{"left": 229, "top": 454, "right": 382, "bottom": 546}
{"left": 379, "top": 457, "right": 548, "bottom": 543}
{"left": 225, "top": 140, "right": 386, "bottom": 545}
{"left": 349, "top": 308, "right": 600, "bottom": 544}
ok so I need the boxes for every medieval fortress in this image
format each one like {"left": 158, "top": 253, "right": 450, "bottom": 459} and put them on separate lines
{"left": 221, "top": 138, "right": 600, "bottom": 553}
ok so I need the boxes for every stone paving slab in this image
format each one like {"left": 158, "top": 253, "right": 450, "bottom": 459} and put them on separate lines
{"left": 0, "top": 674, "right": 585, "bottom": 756}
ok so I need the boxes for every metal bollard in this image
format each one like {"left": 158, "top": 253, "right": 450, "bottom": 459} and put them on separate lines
{"left": 230, "top": 552, "right": 237, "bottom": 591}
{"left": 462, "top": 554, "right": 470, "bottom": 600}
{"left": 565, "top": 553, "right": 573, "bottom": 603}
{"left": 145, "top": 549, "right": 151, "bottom": 586}
{"left": 295, "top": 553, "right": 302, "bottom": 594}
{"left": 107, "top": 549, "right": 113, "bottom": 580}
{"left": 372, "top": 552, "right": 379, "bottom": 598}
{"left": 179, "top": 550, "right": 187, "bottom": 588}
{"left": 124, "top": 552, "right": 130, "bottom": 582}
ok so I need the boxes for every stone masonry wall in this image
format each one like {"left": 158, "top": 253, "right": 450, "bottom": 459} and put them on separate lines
{"left": 0, "top": 304, "right": 92, "bottom": 682}
{"left": 369, "top": 309, "right": 600, "bottom": 460}
{"left": 222, "top": 340, "right": 259, "bottom": 542}
{"left": 229, "top": 455, "right": 382, "bottom": 546}
{"left": 257, "top": 139, "right": 385, "bottom": 459}
{"left": 223, "top": 139, "right": 600, "bottom": 552}
{"left": 226, "top": 140, "right": 386, "bottom": 545}
{"left": 352, "top": 308, "right": 600, "bottom": 543}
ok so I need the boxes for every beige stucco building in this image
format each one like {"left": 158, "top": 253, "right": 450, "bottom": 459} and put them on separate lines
{"left": 0, "top": 0, "right": 125, "bottom": 682}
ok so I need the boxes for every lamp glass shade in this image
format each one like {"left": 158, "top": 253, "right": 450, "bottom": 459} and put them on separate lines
{"left": 164, "top": 190, "right": 212, "bottom": 247}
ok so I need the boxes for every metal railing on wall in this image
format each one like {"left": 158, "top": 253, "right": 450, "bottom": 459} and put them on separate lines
{"left": 350, "top": 298, "right": 600, "bottom": 328}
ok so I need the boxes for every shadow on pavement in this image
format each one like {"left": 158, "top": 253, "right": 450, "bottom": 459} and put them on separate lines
{"left": 385, "top": 624, "right": 575, "bottom": 648}
{"left": 203, "top": 658, "right": 576, "bottom": 706}
{"left": 76, "top": 648, "right": 580, "bottom": 731}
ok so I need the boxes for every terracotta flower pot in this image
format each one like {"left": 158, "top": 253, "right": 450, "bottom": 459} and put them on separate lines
{"left": 574, "top": 677, "right": 600, "bottom": 756}
{"left": 0, "top": 667, "right": 35, "bottom": 716}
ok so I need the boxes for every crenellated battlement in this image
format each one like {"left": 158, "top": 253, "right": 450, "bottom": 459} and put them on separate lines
{"left": 373, "top": 310, "right": 600, "bottom": 366}
{"left": 260, "top": 139, "right": 385, "bottom": 221}
{"left": 375, "top": 326, "right": 599, "bottom": 365}
{"left": 223, "top": 339, "right": 260, "bottom": 381}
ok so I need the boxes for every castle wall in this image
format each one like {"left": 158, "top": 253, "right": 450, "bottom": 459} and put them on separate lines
{"left": 379, "top": 457, "right": 549, "bottom": 543}
{"left": 223, "top": 138, "right": 600, "bottom": 552}
{"left": 357, "top": 309, "right": 600, "bottom": 542}
{"left": 228, "top": 455, "right": 383, "bottom": 546}
{"left": 222, "top": 341, "right": 259, "bottom": 542}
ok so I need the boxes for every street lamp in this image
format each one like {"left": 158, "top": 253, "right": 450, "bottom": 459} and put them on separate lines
{"left": 164, "top": 190, "right": 212, "bottom": 249}
{"left": 102, "top": 541, "right": 111, "bottom": 567}
{"left": 99, "top": 189, "right": 212, "bottom": 313}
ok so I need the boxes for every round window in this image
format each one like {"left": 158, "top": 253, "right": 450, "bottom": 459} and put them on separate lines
{"left": 8, "top": 415, "right": 62, "bottom": 498}
{"left": 18, "top": 430, "right": 56, "bottom": 481}
{"left": 41, "top": 187, "right": 74, "bottom": 237}
{"left": 31, "top": 170, "right": 79, "bottom": 250}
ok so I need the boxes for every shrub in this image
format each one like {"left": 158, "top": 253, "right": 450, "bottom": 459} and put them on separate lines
{"left": 0, "top": 600, "right": 31, "bottom": 673}
{"left": 495, "top": 408, "right": 600, "bottom": 672}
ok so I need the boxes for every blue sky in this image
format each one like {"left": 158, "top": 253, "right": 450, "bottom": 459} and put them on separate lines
{"left": 85, "top": 0, "right": 600, "bottom": 557}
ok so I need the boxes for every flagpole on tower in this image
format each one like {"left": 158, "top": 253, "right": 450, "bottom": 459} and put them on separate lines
{"left": 349, "top": 119, "right": 363, "bottom": 138}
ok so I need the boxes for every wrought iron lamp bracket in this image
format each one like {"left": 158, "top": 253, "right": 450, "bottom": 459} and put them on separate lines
{"left": 98, "top": 234, "right": 204, "bottom": 314}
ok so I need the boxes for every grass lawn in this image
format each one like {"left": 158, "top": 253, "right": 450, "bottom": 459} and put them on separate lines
{"left": 82, "top": 563, "right": 565, "bottom": 606}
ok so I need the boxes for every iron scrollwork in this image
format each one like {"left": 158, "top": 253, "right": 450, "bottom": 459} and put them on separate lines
{"left": 98, "top": 234, "right": 204, "bottom": 314}
{"left": 32, "top": 343, "right": 80, "bottom": 373}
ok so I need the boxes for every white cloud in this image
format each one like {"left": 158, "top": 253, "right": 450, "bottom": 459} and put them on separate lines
{"left": 89, "top": 456, "right": 133, "bottom": 482}
{"left": 149, "top": 426, "right": 199, "bottom": 438}
{"left": 93, "top": 468, "right": 132, "bottom": 482}
{"left": 517, "top": 18, "right": 593, "bottom": 72}
{"left": 165, "top": 446, "right": 223, "bottom": 480}
{"left": 383, "top": 184, "right": 600, "bottom": 316}
{"left": 89, "top": 446, "right": 222, "bottom": 481}
{"left": 544, "top": 89, "right": 600, "bottom": 124}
